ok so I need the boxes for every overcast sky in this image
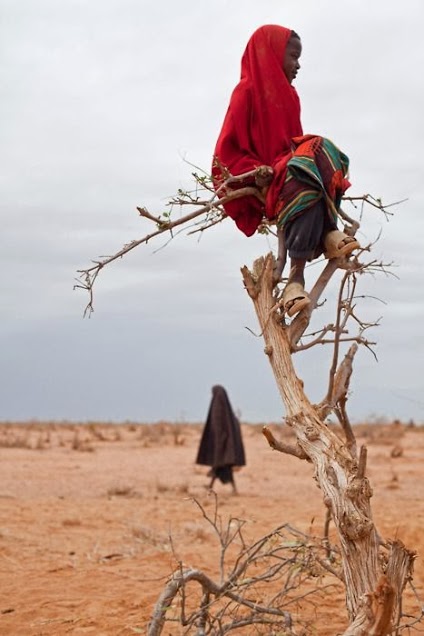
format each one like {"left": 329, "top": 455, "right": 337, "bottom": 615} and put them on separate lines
{"left": 2, "top": 0, "right": 424, "bottom": 424}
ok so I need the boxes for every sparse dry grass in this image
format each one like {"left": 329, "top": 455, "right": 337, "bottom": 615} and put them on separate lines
{"left": 0, "top": 419, "right": 422, "bottom": 456}
{"left": 107, "top": 484, "right": 136, "bottom": 498}
{"left": 1, "top": 419, "right": 424, "bottom": 635}
{"left": 62, "top": 517, "right": 82, "bottom": 527}
{"left": 71, "top": 431, "right": 95, "bottom": 452}
{"left": 130, "top": 525, "right": 168, "bottom": 547}
{"left": 154, "top": 480, "right": 190, "bottom": 495}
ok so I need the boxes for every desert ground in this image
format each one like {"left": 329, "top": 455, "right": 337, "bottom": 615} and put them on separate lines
{"left": 1, "top": 419, "right": 424, "bottom": 635}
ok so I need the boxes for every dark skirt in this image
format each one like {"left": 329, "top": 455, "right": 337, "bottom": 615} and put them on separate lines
{"left": 284, "top": 200, "right": 336, "bottom": 260}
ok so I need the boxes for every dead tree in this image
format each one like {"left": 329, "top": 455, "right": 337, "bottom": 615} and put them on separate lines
{"left": 242, "top": 252, "right": 415, "bottom": 635}
{"left": 77, "top": 171, "right": 416, "bottom": 634}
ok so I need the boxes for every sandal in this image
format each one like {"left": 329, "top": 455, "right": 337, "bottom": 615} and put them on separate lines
{"left": 324, "top": 230, "right": 360, "bottom": 260}
{"left": 282, "top": 282, "right": 311, "bottom": 318}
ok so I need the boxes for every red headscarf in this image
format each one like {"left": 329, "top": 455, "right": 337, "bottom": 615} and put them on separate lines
{"left": 213, "top": 25, "right": 303, "bottom": 236}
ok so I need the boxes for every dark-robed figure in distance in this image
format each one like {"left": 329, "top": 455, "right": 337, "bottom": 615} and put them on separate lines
{"left": 196, "top": 385, "right": 246, "bottom": 494}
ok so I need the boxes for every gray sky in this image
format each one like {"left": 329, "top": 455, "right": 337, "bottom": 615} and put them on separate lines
{"left": 2, "top": 0, "right": 424, "bottom": 424}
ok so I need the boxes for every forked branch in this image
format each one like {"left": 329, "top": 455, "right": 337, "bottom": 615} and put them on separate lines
{"left": 74, "top": 176, "right": 262, "bottom": 316}
{"left": 76, "top": 167, "right": 398, "bottom": 317}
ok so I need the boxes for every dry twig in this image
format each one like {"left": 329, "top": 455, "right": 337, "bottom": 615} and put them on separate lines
{"left": 148, "top": 495, "right": 342, "bottom": 635}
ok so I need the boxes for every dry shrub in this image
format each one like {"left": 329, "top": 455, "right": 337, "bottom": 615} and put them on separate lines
{"left": 182, "top": 522, "right": 211, "bottom": 543}
{"left": 62, "top": 518, "right": 82, "bottom": 527}
{"left": 354, "top": 421, "right": 407, "bottom": 445}
{"left": 138, "top": 424, "right": 162, "bottom": 446}
{"left": 0, "top": 433, "right": 31, "bottom": 449}
{"left": 87, "top": 424, "right": 107, "bottom": 441}
{"left": 107, "top": 484, "right": 135, "bottom": 498}
{"left": 155, "top": 481, "right": 172, "bottom": 494}
{"left": 35, "top": 433, "right": 47, "bottom": 450}
{"left": 148, "top": 494, "right": 343, "bottom": 636}
{"left": 153, "top": 480, "right": 189, "bottom": 495}
{"left": 71, "top": 431, "right": 94, "bottom": 452}
{"left": 175, "top": 482, "right": 190, "bottom": 495}
{"left": 131, "top": 525, "right": 167, "bottom": 547}
{"left": 171, "top": 425, "right": 186, "bottom": 446}
{"left": 137, "top": 422, "right": 196, "bottom": 448}
{"left": 390, "top": 444, "right": 404, "bottom": 458}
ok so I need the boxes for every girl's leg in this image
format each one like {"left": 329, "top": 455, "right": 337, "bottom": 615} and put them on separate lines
{"left": 287, "top": 257, "right": 307, "bottom": 287}
{"left": 273, "top": 226, "right": 287, "bottom": 283}
{"left": 281, "top": 201, "right": 328, "bottom": 316}
{"left": 284, "top": 200, "right": 327, "bottom": 264}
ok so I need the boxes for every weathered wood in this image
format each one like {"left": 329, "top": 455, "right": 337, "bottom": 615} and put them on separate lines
{"left": 241, "top": 252, "right": 414, "bottom": 634}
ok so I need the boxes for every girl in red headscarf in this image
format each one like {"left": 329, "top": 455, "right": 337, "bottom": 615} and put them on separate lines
{"left": 213, "top": 25, "right": 360, "bottom": 317}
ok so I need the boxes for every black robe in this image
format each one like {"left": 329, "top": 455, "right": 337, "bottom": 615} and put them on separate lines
{"left": 196, "top": 385, "right": 246, "bottom": 483}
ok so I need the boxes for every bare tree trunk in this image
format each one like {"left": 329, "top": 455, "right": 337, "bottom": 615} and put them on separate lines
{"left": 241, "top": 253, "right": 414, "bottom": 635}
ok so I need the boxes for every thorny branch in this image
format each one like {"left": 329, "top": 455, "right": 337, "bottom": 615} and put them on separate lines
{"left": 344, "top": 193, "right": 407, "bottom": 222}
{"left": 75, "top": 169, "right": 398, "bottom": 317}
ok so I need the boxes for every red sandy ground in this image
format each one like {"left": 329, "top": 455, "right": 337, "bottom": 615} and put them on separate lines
{"left": 0, "top": 421, "right": 424, "bottom": 635}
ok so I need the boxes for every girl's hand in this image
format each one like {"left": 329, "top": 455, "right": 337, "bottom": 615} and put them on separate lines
{"left": 255, "top": 166, "right": 274, "bottom": 188}
{"left": 255, "top": 165, "right": 274, "bottom": 200}
{"left": 255, "top": 165, "right": 274, "bottom": 188}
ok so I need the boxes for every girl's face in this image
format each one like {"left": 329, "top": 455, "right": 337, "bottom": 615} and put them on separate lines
{"left": 283, "top": 37, "right": 302, "bottom": 84}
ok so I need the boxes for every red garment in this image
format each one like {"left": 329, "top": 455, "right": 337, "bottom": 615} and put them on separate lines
{"left": 213, "top": 25, "right": 303, "bottom": 236}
